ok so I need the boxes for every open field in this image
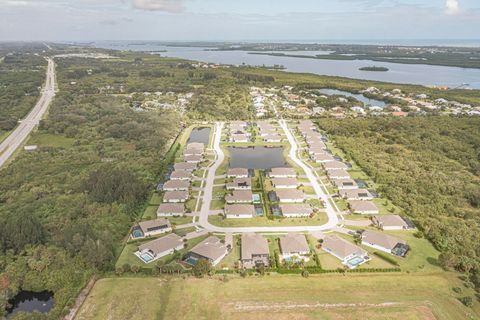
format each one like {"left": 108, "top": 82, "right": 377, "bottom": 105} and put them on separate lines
{"left": 209, "top": 212, "right": 328, "bottom": 227}
{"left": 75, "top": 273, "right": 479, "bottom": 320}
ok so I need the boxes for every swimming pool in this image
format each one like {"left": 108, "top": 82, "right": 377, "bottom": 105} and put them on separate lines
{"left": 184, "top": 256, "right": 199, "bottom": 266}
{"left": 140, "top": 253, "right": 154, "bottom": 263}
{"left": 346, "top": 256, "right": 365, "bottom": 268}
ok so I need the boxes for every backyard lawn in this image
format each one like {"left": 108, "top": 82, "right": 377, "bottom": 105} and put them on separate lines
{"left": 76, "top": 273, "right": 479, "bottom": 320}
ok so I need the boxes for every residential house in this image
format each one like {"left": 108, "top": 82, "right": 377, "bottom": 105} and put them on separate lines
{"left": 136, "top": 233, "right": 184, "bottom": 263}
{"left": 275, "top": 189, "right": 305, "bottom": 203}
{"left": 170, "top": 170, "right": 192, "bottom": 181}
{"left": 163, "top": 180, "right": 190, "bottom": 191}
{"left": 340, "top": 189, "right": 374, "bottom": 201}
{"left": 241, "top": 233, "right": 270, "bottom": 268}
{"left": 332, "top": 179, "right": 358, "bottom": 190}
{"left": 226, "top": 178, "right": 252, "bottom": 190}
{"left": 224, "top": 204, "right": 256, "bottom": 219}
{"left": 231, "top": 134, "right": 249, "bottom": 143}
{"left": 271, "top": 177, "right": 299, "bottom": 189}
{"left": 269, "top": 167, "right": 297, "bottom": 178}
{"left": 225, "top": 190, "right": 254, "bottom": 204}
{"left": 348, "top": 200, "right": 379, "bottom": 215}
{"left": 321, "top": 235, "right": 370, "bottom": 269}
{"left": 326, "top": 169, "right": 351, "bottom": 180}
{"left": 185, "top": 236, "right": 228, "bottom": 266}
{"left": 263, "top": 134, "right": 282, "bottom": 143}
{"left": 163, "top": 190, "right": 189, "bottom": 203}
{"left": 279, "top": 233, "right": 310, "bottom": 261}
{"left": 361, "top": 230, "right": 409, "bottom": 257}
{"left": 174, "top": 162, "right": 197, "bottom": 172}
{"left": 323, "top": 161, "right": 348, "bottom": 170}
{"left": 312, "top": 153, "right": 335, "bottom": 163}
{"left": 279, "top": 204, "right": 313, "bottom": 218}
{"left": 227, "top": 168, "right": 249, "bottom": 178}
{"left": 131, "top": 218, "right": 172, "bottom": 239}
{"left": 184, "top": 154, "right": 203, "bottom": 164}
{"left": 372, "top": 215, "right": 413, "bottom": 230}
{"left": 157, "top": 203, "right": 185, "bottom": 217}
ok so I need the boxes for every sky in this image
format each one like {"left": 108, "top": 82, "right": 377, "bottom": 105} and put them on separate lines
{"left": 0, "top": 0, "right": 479, "bottom": 41}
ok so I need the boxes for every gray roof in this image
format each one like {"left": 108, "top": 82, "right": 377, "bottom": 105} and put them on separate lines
{"left": 322, "top": 235, "right": 367, "bottom": 260}
{"left": 276, "top": 189, "right": 305, "bottom": 201}
{"left": 138, "top": 218, "right": 171, "bottom": 233}
{"left": 226, "top": 178, "right": 252, "bottom": 188}
{"left": 190, "top": 236, "right": 227, "bottom": 261}
{"left": 157, "top": 203, "right": 185, "bottom": 214}
{"left": 332, "top": 179, "right": 357, "bottom": 187}
{"left": 272, "top": 177, "right": 299, "bottom": 187}
{"left": 349, "top": 200, "right": 379, "bottom": 212}
{"left": 227, "top": 168, "right": 248, "bottom": 177}
{"left": 323, "top": 161, "right": 348, "bottom": 170}
{"left": 241, "top": 233, "right": 269, "bottom": 260}
{"left": 138, "top": 233, "right": 183, "bottom": 256}
{"left": 186, "top": 142, "right": 205, "bottom": 150}
{"left": 170, "top": 170, "right": 192, "bottom": 179}
{"left": 270, "top": 167, "right": 296, "bottom": 177}
{"left": 163, "top": 180, "right": 190, "bottom": 189}
{"left": 362, "top": 230, "right": 406, "bottom": 250}
{"left": 326, "top": 169, "right": 350, "bottom": 178}
{"left": 280, "top": 233, "right": 310, "bottom": 255}
{"left": 225, "top": 204, "right": 255, "bottom": 216}
{"left": 279, "top": 204, "right": 313, "bottom": 215}
{"left": 372, "top": 215, "right": 409, "bottom": 228}
{"left": 225, "top": 190, "right": 253, "bottom": 202}
{"left": 174, "top": 162, "right": 197, "bottom": 171}
{"left": 341, "top": 189, "right": 373, "bottom": 199}
{"left": 163, "top": 190, "right": 189, "bottom": 201}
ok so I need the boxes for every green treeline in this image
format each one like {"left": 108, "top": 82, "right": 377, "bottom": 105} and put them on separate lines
{"left": 317, "top": 116, "right": 480, "bottom": 286}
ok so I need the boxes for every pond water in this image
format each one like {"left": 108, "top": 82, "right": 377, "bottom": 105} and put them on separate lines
{"left": 228, "top": 146, "right": 288, "bottom": 169}
{"left": 6, "top": 291, "right": 54, "bottom": 318}
{"left": 188, "top": 127, "right": 211, "bottom": 145}
{"left": 319, "top": 89, "right": 387, "bottom": 107}
{"left": 95, "top": 41, "right": 480, "bottom": 89}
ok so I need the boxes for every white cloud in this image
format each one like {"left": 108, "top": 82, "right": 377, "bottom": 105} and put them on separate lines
{"left": 445, "top": 0, "right": 460, "bottom": 15}
{"left": 132, "top": 0, "right": 185, "bottom": 12}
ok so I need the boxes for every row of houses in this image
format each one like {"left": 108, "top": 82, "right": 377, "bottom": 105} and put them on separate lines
{"left": 228, "top": 121, "right": 251, "bottom": 143}
{"left": 256, "top": 121, "right": 283, "bottom": 143}
{"left": 297, "top": 120, "right": 380, "bottom": 215}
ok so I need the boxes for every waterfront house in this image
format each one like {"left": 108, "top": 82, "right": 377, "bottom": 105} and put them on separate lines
{"left": 269, "top": 167, "right": 297, "bottom": 178}
{"left": 227, "top": 168, "right": 249, "bottom": 178}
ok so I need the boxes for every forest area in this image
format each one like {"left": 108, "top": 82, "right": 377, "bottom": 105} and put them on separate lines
{"left": 0, "top": 53, "right": 46, "bottom": 137}
{"left": 0, "top": 51, "right": 255, "bottom": 318}
{"left": 318, "top": 116, "right": 480, "bottom": 289}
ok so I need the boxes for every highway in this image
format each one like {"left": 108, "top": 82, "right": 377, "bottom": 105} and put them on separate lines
{"left": 197, "top": 120, "right": 340, "bottom": 233}
{"left": 0, "top": 58, "right": 56, "bottom": 169}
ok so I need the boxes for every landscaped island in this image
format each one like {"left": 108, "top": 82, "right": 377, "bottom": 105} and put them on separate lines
{"left": 359, "top": 66, "right": 389, "bottom": 72}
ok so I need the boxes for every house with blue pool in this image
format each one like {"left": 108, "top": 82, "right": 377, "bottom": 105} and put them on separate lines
{"left": 131, "top": 218, "right": 172, "bottom": 239}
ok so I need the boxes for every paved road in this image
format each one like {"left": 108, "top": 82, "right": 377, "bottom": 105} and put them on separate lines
{"left": 0, "top": 58, "right": 56, "bottom": 169}
{"left": 197, "top": 120, "right": 340, "bottom": 233}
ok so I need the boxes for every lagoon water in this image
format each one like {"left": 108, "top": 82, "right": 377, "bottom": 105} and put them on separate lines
{"left": 188, "top": 127, "right": 211, "bottom": 145}
{"left": 227, "top": 146, "right": 288, "bottom": 170}
{"left": 95, "top": 41, "right": 480, "bottom": 89}
{"left": 319, "top": 89, "right": 387, "bottom": 107}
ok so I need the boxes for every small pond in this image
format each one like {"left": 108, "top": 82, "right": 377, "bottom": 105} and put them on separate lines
{"left": 188, "top": 127, "right": 211, "bottom": 145}
{"left": 319, "top": 89, "right": 387, "bottom": 108}
{"left": 6, "top": 291, "right": 54, "bottom": 318}
{"left": 227, "top": 146, "right": 288, "bottom": 170}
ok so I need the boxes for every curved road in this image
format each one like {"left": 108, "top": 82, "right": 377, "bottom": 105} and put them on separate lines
{"left": 198, "top": 120, "right": 339, "bottom": 233}
{"left": 0, "top": 58, "right": 56, "bottom": 169}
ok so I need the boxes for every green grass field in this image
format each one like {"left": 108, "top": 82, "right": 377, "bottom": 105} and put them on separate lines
{"left": 209, "top": 212, "right": 328, "bottom": 227}
{"left": 75, "top": 272, "right": 479, "bottom": 320}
